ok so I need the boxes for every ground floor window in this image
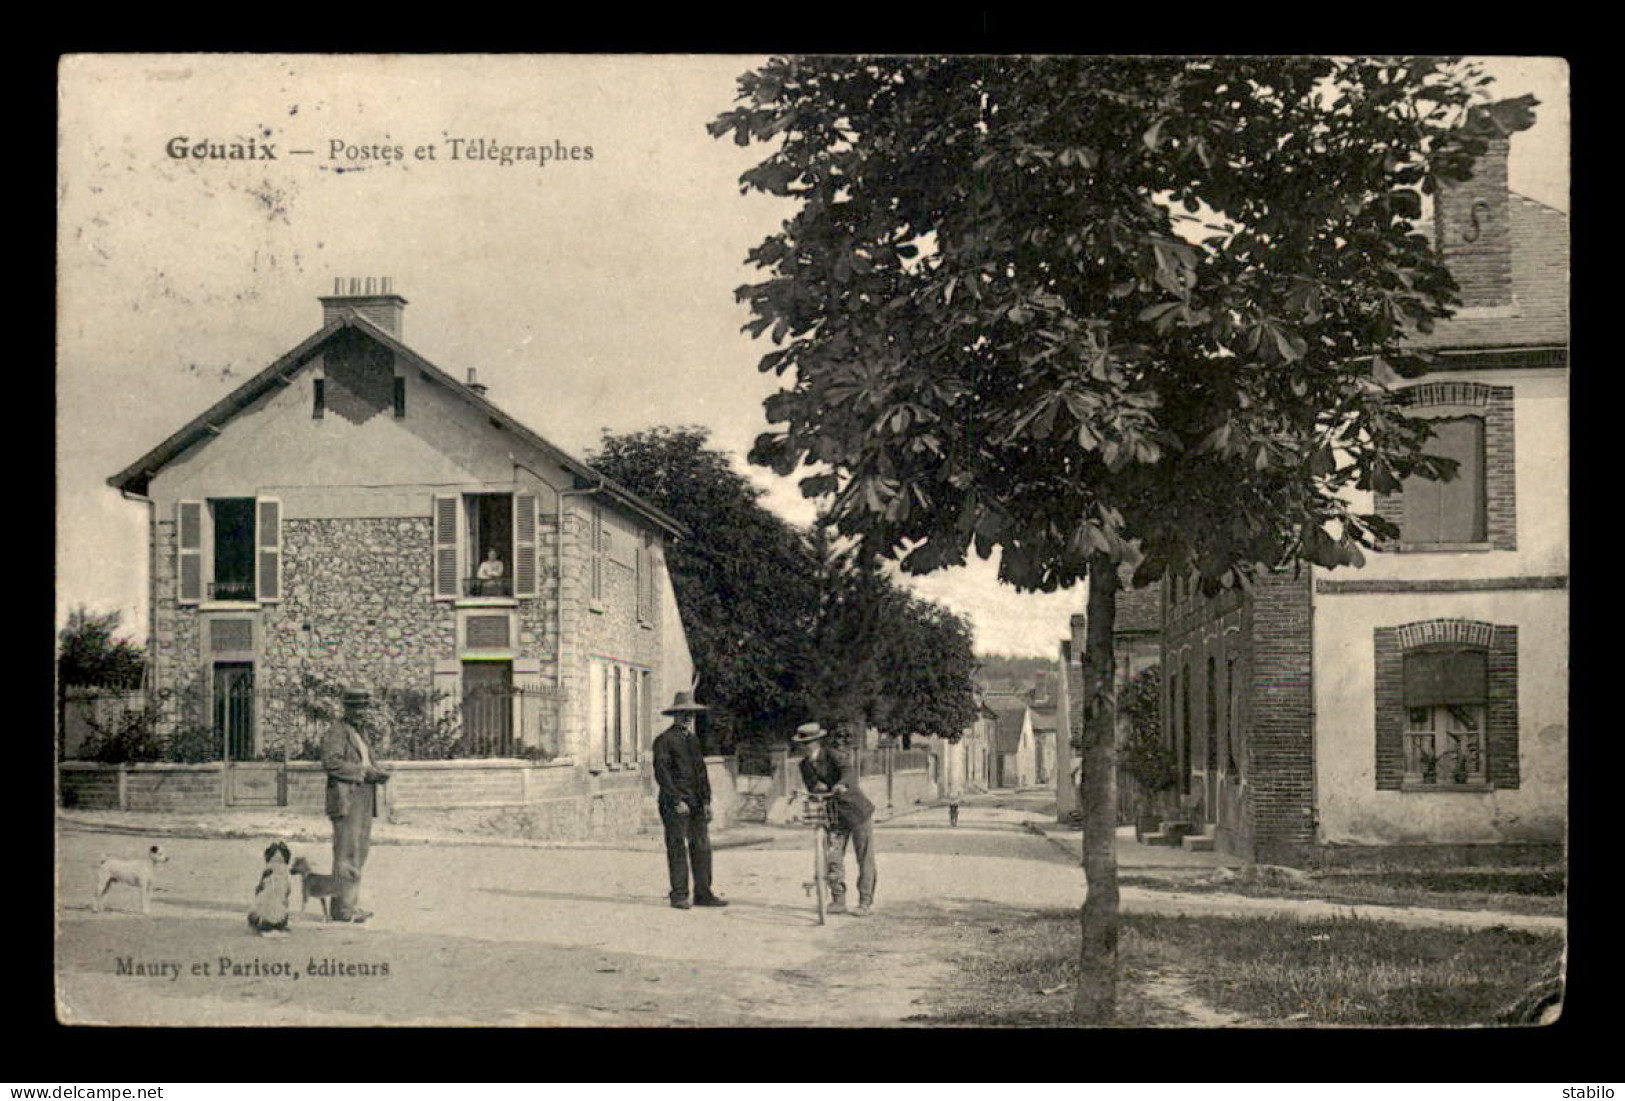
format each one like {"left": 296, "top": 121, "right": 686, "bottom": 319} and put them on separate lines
{"left": 1375, "top": 620, "right": 1516, "bottom": 791}
{"left": 588, "top": 659, "right": 650, "bottom": 769}
{"left": 1405, "top": 702, "right": 1487, "bottom": 786}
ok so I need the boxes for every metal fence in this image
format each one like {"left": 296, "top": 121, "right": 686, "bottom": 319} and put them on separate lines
{"left": 60, "top": 683, "right": 568, "bottom": 763}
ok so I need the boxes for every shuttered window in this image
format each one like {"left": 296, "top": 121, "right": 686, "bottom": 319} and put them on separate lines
{"left": 177, "top": 501, "right": 204, "bottom": 604}
{"left": 589, "top": 505, "right": 604, "bottom": 610}
{"left": 256, "top": 498, "right": 282, "bottom": 602}
{"left": 433, "top": 495, "right": 460, "bottom": 600}
{"left": 514, "top": 493, "right": 538, "bottom": 599}
{"left": 1400, "top": 417, "right": 1486, "bottom": 544}
{"left": 587, "top": 659, "right": 606, "bottom": 771}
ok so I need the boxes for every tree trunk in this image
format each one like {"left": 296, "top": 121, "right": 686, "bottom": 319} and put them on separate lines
{"left": 1074, "top": 554, "right": 1120, "bottom": 1023}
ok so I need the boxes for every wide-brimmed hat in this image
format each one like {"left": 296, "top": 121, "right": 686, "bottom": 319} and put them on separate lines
{"left": 792, "top": 722, "right": 828, "bottom": 744}
{"left": 340, "top": 686, "right": 372, "bottom": 704}
{"left": 661, "top": 691, "right": 710, "bottom": 716}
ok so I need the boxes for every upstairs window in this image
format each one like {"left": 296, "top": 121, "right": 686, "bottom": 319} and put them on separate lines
{"left": 1376, "top": 382, "right": 1515, "bottom": 551}
{"left": 467, "top": 494, "right": 514, "bottom": 597}
{"left": 433, "top": 492, "right": 538, "bottom": 601}
{"left": 176, "top": 497, "right": 282, "bottom": 605}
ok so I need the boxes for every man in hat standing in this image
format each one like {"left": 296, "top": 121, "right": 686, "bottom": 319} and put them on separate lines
{"left": 651, "top": 691, "right": 727, "bottom": 910}
{"left": 322, "top": 686, "right": 391, "bottom": 923}
{"left": 794, "top": 723, "right": 877, "bottom": 916}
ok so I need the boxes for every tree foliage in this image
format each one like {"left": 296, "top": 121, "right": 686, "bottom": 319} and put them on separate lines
{"left": 592, "top": 426, "right": 976, "bottom": 749}
{"left": 711, "top": 54, "right": 1535, "bottom": 1023}
{"left": 710, "top": 56, "right": 1535, "bottom": 592}
{"left": 57, "top": 606, "right": 146, "bottom": 689}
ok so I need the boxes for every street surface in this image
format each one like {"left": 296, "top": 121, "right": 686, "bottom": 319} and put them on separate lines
{"left": 57, "top": 792, "right": 1081, "bottom": 1027}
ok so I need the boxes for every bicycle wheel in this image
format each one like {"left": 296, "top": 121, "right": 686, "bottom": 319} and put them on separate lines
{"left": 813, "top": 823, "right": 827, "bottom": 925}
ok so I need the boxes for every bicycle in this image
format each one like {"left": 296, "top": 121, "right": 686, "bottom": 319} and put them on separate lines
{"left": 800, "top": 791, "right": 838, "bottom": 925}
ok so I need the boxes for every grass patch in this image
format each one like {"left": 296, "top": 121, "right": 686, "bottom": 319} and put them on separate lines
{"left": 1119, "top": 866, "right": 1565, "bottom": 917}
{"left": 915, "top": 908, "right": 1563, "bottom": 1027}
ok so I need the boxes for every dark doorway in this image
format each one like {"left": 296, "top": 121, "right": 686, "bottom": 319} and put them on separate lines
{"left": 466, "top": 494, "right": 514, "bottom": 596}
{"left": 214, "top": 662, "right": 255, "bottom": 760}
{"left": 462, "top": 660, "right": 514, "bottom": 756}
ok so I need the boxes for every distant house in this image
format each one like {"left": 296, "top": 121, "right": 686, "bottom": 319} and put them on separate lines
{"left": 984, "top": 695, "right": 1035, "bottom": 789}
{"left": 1161, "top": 123, "right": 1567, "bottom": 864}
{"left": 104, "top": 278, "right": 695, "bottom": 829}
{"left": 937, "top": 697, "right": 996, "bottom": 797}
{"left": 1025, "top": 671, "right": 1058, "bottom": 785}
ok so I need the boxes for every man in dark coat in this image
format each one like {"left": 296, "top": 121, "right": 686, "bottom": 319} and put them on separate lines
{"left": 322, "top": 686, "right": 391, "bottom": 923}
{"left": 651, "top": 691, "right": 727, "bottom": 910}
{"left": 795, "top": 722, "right": 877, "bottom": 916}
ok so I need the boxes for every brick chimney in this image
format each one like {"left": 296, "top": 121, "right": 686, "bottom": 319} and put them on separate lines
{"left": 1434, "top": 114, "right": 1514, "bottom": 310}
{"left": 319, "top": 276, "right": 407, "bottom": 338}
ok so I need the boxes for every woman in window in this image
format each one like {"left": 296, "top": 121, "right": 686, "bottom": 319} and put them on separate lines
{"left": 476, "top": 547, "right": 506, "bottom": 595}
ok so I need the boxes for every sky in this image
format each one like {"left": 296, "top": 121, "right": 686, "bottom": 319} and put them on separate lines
{"left": 56, "top": 55, "right": 1568, "bottom": 658}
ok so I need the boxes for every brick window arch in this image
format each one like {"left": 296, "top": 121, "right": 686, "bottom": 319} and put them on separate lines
{"left": 1374, "top": 619, "right": 1518, "bottom": 790}
{"left": 1374, "top": 382, "right": 1516, "bottom": 551}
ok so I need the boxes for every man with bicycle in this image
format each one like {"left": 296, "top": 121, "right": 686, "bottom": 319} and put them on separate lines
{"left": 793, "top": 722, "right": 877, "bottom": 916}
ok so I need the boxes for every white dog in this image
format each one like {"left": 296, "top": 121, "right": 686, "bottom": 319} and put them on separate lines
{"left": 93, "top": 845, "right": 170, "bottom": 913}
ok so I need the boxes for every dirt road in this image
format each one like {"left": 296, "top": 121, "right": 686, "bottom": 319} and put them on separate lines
{"left": 56, "top": 801, "right": 1081, "bottom": 1027}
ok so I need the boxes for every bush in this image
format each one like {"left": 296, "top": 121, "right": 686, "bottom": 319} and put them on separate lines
{"left": 80, "top": 707, "right": 165, "bottom": 764}
{"left": 79, "top": 703, "right": 221, "bottom": 764}
{"left": 165, "top": 722, "right": 222, "bottom": 763}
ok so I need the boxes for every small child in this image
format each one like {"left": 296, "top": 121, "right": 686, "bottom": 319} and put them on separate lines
{"left": 248, "top": 841, "right": 293, "bottom": 937}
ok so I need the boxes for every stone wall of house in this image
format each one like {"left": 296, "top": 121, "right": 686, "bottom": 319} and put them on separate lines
{"left": 261, "top": 516, "right": 457, "bottom": 694}
{"left": 151, "top": 519, "right": 202, "bottom": 698}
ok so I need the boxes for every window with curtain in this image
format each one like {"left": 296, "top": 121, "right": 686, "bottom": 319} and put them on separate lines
{"left": 1402, "top": 646, "right": 1488, "bottom": 785}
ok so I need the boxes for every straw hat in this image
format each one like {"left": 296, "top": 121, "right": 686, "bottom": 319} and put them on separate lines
{"left": 792, "top": 722, "right": 828, "bottom": 744}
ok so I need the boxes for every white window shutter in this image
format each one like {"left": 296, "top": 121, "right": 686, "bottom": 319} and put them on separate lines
{"left": 256, "top": 497, "right": 282, "bottom": 602}
{"left": 513, "top": 657, "right": 545, "bottom": 754}
{"left": 514, "top": 492, "right": 538, "bottom": 599}
{"left": 586, "top": 660, "right": 606, "bottom": 771}
{"left": 177, "top": 500, "right": 204, "bottom": 604}
{"left": 624, "top": 665, "right": 640, "bottom": 765}
{"left": 589, "top": 505, "right": 604, "bottom": 607}
{"left": 433, "top": 495, "right": 460, "bottom": 600}
{"left": 432, "top": 660, "right": 463, "bottom": 751}
{"left": 635, "top": 536, "right": 647, "bottom": 622}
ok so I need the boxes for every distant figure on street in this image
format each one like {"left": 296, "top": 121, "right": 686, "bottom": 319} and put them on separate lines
{"left": 794, "top": 723, "right": 877, "bottom": 916}
{"left": 948, "top": 790, "right": 960, "bottom": 828}
{"left": 652, "top": 691, "right": 728, "bottom": 911}
{"left": 322, "top": 686, "right": 391, "bottom": 923}
{"left": 476, "top": 548, "right": 506, "bottom": 595}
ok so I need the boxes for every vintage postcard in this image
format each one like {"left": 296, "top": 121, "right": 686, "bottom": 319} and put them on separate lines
{"left": 56, "top": 54, "right": 1567, "bottom": 1028}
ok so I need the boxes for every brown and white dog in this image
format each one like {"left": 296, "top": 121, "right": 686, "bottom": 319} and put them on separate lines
{"left": 289, "top": 856, "right": 344, "bottom": 921}
{"left": 93, "top": 845, "right": 169, "bottom": 914}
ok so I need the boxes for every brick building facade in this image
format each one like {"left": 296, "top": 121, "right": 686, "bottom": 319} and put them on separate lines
{"left": 1158, "top": 121, "right": 1567, "bottom": 865}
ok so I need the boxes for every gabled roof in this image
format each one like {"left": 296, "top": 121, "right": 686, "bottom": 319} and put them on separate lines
{"left": 1416, "top": 194, "right": 1569, "bottom": 354}
{"left": 106, "top": 312, "right": 686, "bottom": 538}
{"left": 983, "top": 695, "right": 1031, "bottom": 753}
{"left": 1029, "top": 706, "right": 1058, "bottom": 735}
